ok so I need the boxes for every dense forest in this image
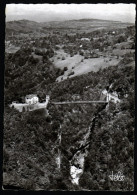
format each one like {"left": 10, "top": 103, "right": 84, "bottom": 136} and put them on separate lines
{"left": 4, "top": 60, "right": 134, "bottom": 190}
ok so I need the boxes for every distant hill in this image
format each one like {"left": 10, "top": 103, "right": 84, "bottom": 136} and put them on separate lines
{"left": 6, "top": 20, "right": 44, "bottom": 33}
{"left": 42, "top": 18, "right": 132, "bottom": 30}
{"left": 69, "top": 18, "right": 122, "bottom": 22}
{"left": 6, "top": 18, "right": 133, "bottom": 34}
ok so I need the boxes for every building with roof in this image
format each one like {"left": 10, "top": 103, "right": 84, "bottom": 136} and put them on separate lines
{"left": 101, "top": 89, "right": 120, "bottom": 103}
{"left": 10, "top": 95, "right": 50, "bottom": 113}
{"left": 25, "top": 94, "right": 39, "bottom": 105}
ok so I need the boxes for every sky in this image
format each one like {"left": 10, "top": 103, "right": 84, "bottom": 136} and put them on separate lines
{"left": 6, "top": 4, "right": 136, "bottom": 23}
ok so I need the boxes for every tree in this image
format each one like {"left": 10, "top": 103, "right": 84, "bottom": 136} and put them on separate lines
{"left": 22, "top": 107, "right": 26, "bottom": 112}
{"left": 62, "top": 56, "right": 65, "bottom": 60}
{"left": 63, "top": 67, "right": 68, "bottom": 71}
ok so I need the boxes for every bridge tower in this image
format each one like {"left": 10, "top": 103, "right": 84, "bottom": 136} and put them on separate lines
{"left": 46, "top": 95, "right": 50, "bottom": 103}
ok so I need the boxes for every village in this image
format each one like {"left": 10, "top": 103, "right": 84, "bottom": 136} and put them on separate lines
{"left": 6, "top": 24, "right": 135, "bottom": 59}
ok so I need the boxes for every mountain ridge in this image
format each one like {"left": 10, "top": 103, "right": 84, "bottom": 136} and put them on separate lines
{"left": 6, "top": 18, "right": 133, "bottom": 35}
{"left": 6, "top": 17, "right": 134, "bottom": 25}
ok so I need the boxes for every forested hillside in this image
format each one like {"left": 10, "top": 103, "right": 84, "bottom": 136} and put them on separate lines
{"left": 3, "top": 20, "right": 135, "bottom": 190}
{"left": 4, "top": 47, "right": 62, "bottom": 104}
{"left": 4, "top": 60, "right": 134, "bottom": 190}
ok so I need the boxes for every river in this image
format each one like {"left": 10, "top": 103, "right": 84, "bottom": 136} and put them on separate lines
{"left": 55, "top": 103, "right": 107, "bottom": 185}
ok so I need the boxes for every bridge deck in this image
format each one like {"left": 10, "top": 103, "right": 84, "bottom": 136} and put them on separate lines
{"left": 51, "top": 101, "right": 107, "bottom": 105}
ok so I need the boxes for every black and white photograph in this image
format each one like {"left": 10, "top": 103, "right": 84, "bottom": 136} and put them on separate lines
{"left": 3, "top": 3, "right": 135, "bottom": 191}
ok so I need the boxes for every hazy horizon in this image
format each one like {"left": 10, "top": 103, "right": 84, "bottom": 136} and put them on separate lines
{"left": 6, "top": 4, "right": 136, "bottom": 24}
{"left": 6, "top": 17, "right": 135, "bottom": 24}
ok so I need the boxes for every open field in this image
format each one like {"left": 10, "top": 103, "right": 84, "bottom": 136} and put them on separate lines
{"left": 51, "top": 49, "right": 120, "bottom": 82}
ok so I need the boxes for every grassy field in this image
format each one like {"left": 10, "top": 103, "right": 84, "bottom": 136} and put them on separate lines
{"left": 52, "top": 49, "right": 120, "bottom": 82}
{"left": 112, "top": 48, "right": 135, "bottom": 56}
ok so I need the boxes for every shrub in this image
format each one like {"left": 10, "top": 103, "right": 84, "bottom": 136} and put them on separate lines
{"left": 121, "top": 45, "right": 125, "bottom": 50}
{"left": 84, "top": 56, "right": 88, "bottom": 59}
{"left": 62, "top": 56, "right": 65, "bottom": 60}
{"left": 68, "top": 71, "right": 75, "bottom": 76}
{"left": 55, "top": 46, "right": 60, "bottom": 50}
{"left": 70, "top": 54, "right": 73, "bottom": 57}
{"left": 79, "top": 51, "right": 84, "bottom": 56}
{"left": 60, "top": 70, "right": 64, "bottom": 75}
{"left": 64, "top": 67, "right": 68, "bottom": 71}
{"left": 46, "top": 116, "right": 52, "bottom": 123}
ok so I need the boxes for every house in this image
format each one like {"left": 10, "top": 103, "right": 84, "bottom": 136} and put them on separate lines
{"left": 101, "top": 89, "right": 120, "bottom": 103}
{"left": 108, "top": 92, "right": 120, "bottom": 103}
{"left": 25, "top": 94, "right": 39, "bottom": 105}
{"left": 81, "top": 38, "right": 90, "bottom": 41}
{"left": 10, "top": 95, "right": 50, "bottom": 113}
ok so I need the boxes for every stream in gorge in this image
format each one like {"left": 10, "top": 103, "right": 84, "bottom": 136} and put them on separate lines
{"left": 55, "top": 103, "right": 108, "bottom": 185}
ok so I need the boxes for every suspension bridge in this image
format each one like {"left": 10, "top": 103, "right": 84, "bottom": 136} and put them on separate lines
{"left": 51, "top": 100, "right": 108, "bottom": 105}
